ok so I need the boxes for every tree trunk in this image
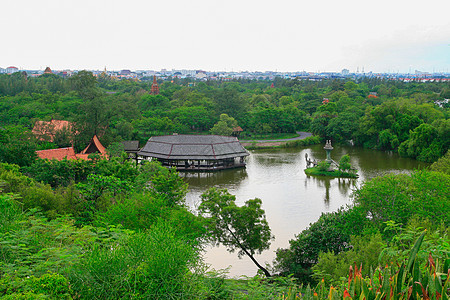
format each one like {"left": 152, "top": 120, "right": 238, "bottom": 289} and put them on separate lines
{"left": 227, "top": 227, "right": 272, "bottom": 277}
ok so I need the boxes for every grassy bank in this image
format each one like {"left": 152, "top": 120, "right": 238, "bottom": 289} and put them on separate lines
{"left": 304, "top": 166, "right": 358, "bottom": 178}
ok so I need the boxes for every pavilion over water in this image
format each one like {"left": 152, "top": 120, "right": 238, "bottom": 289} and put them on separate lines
{"left": 138, "top": 134, "right": 249, "bottom": 171}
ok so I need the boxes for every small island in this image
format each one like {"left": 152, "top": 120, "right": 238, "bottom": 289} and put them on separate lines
{"left": 305, "top": 140, "right": 358, "bottom": 178}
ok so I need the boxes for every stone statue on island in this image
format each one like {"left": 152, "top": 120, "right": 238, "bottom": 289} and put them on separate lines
{"left": 304, "top": 140, "right": 358, "bottom": 178}
{"left": 323, "top": 140, "right": 333, "bottom": 163}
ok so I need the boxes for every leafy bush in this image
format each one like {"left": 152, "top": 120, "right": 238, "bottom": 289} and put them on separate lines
{"left": 430, "top": 149, "right": 450, "bottom": 174}
{"left": 273, "top": 206, "right": 370, "bottom": 281}
{"left": 353, "top": 170, "right": 450, "bottom": 229}
{"left": 316, "top": 161, "right": 330, "bottom": 172}
{"left": 312, "top": 233, "right": 385, "bottom": 285}
{"left": 283, "top": 135, "right": 321, "bottom": 148}
{"left": 281, "top": 231, "right": 450, "bottom": 299}
{"left": 0, "top": 272, "right": 72, "bottom": 299}
{"left": 0, "top": 163, "right": 32, "bottom": 193}
{"left": 69, "top": 222, "right": 203, "bottom": 299}
{"left": 338, "top": 154, "right": 351, "bottom": 171}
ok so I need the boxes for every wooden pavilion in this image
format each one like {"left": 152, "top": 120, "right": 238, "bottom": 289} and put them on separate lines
{"left": 138, "top": 135, "right": 249, "bottom": 171}
{"left": 35, "top": 135, "right": 108, "bottom": 161}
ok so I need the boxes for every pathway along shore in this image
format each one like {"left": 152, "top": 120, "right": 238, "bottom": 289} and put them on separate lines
{"left": 240, "top": 131, "right": 313, "bottom": 147}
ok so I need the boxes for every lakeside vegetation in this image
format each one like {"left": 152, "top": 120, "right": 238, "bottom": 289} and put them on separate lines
{"left": 304, "top": 167, "right": 358, "bottom": 178}
{"left": 0, "top": 72, "right": 449, "bottom": 298}
{"left": 0, "top": 72, "right": 448, "bottom": 163}
{"left": 0, "top": 153, "right": 448, "bottom": 298}
{"left": 304, "top": 155, "right": 359, "bottom": 178}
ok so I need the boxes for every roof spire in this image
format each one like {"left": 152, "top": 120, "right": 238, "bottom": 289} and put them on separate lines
{"left": 151, "top": 75, "right": 160, "bottom": 95}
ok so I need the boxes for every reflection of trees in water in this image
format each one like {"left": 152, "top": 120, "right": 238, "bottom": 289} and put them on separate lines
{"left": 253, "top": 155, "right": 297, "bottom": 166}
{"left": 181, "top": 168, "right": 248, "bottom": 188}
{"left": 309, "top": 144, "right": 428, "bottom": 175}
{"left": 251, "top": 149, "right": 301, "bottom": 166}
{"left": 336, "top": 177, "right": 358, "bottom": 197}
{"left": 305, "top": 175, "right": 357, "bottom": 207}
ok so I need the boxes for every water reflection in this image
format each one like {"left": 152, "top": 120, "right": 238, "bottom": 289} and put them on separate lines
{"left": 183, "top": 145, "right": 429, "bottom": 277}
{"left": 181, "top": 168, "right": 248, "bottom": 187}
{"left": 304, "top": 175, "right": 358, "bottom": 207}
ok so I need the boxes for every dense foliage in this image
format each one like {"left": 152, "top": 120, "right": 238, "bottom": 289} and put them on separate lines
{"left": 274, "top": 169, "right": 450, "bottom": 286}
{"left": 0, "top": 72, "right": 448, "bottom": 165}
{"left": 0, "top": 72, "right": 449, "bottom": 298}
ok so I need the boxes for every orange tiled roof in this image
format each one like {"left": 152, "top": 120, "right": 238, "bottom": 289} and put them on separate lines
{"left": 36, "top": 147, "right": 77, "bottom": 161}
{"left": 32, "top": 120, "right": 73, "bottom": 142}
{"left": 36, "top": 135, "right": 108, "bottom": 161}
{"left": 80, "top": 135, "right": 107, "bottom": 155}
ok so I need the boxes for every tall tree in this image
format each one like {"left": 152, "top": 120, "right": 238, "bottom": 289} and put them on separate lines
{"left": 199, "top": 188, "right": 273, "bottom": 277}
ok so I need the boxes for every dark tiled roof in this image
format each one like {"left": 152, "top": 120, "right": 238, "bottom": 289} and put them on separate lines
{"left": 121, "top": 141, "right": 140, "bottom": 152}
{"left": 138, "top": 135, "right": 249, "bottom": 160}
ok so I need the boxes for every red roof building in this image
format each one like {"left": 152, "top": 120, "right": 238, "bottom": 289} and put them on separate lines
{"left": 35, "top": 135, "right": 108, "bottom": 161}
{"left": 76, "top": 135, "right": 107, "bottom": 159}
{"left": 32, "top": 120, "right": 73, "bottom": 142}
{"left": 36, "top": 147, "right": 77, "bottom": 161}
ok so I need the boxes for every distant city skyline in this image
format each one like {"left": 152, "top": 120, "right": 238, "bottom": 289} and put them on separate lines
{"left": 2, "top": 66, "right": 449, "bottom": 75}
{"left": 1, "top": 0, "right": 449, "bottom": 74}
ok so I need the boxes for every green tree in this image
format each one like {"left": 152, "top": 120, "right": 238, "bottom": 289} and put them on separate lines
{"left": 353, "top": 170, "right": 450, "bottom": 228}
{"left": 69, "top": 70, "right": 99, "bottom": 100}
{"left": 210, "top": 114, "right": 238, "bottom": 136}
{"left": 398, "top": 123, "right": 440, "bottom": 162}
{"left": 273, "top": 207, "right": 369, "bottom": 281}
{"left": 326, "top": 111, "right": 359, "bottom": 141}
{"left": 148, "top": 166, "right": 188, "bottom": 207}
{"left": 430, "top": 150, "right": 450, "bottom": 174}
{"left": 338, "top": 155, "right": 351, "bottom": 172}
{"left": 199, "top": 188, "right": 273, "bottom": 277}
{"left": 0, "top": 126, "right": 37, "bottom": 167}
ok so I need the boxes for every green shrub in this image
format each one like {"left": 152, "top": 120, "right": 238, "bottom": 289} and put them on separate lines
{"left": 316, "top": 161, "right": 329, "bottom": 172}
{"left": 69, "top": 222, "right": 203, "bottom": 299}
{"left": 0, "top": 163, "right": 32, "bottom": 193}
{"left": 273, "top": 206, "right": 370, "bottom": 281}
{"left": 283, "top": 135, "right": 322, "bottom": 148}
{"left": 0, "top": 273, "right": 72, "bottom": 299}
{"left": 430, "top": 149, "right": 450, "bottom": 174}
{"left": 312, "top": 233, "right": 385, "bottom": 285}
{"left": 338, "top": 154, "right": 351, "bottom": 171}
{"left": 353, "top": 170, "right": 450, "bottom": 229}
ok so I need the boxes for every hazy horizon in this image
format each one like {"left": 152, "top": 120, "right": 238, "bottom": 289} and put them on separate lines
{"left": 1, "top": 0, "right": 449, "bottom": 74}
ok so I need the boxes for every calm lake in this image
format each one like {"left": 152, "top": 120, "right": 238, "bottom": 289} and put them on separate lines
{"left": 181, "top": 145, "right": 429, "bottom": 277}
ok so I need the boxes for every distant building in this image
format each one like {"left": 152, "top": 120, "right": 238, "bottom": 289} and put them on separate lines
{"left": 120, "top": 69, "right": 131, "bottom": 76}
{"left": 43, "top": 67, "right": 53, "bottom": 75}
{"left": 195, "top": 70, "right": 207, "bottom": 79}
{"left": 150, "top": 75, "right": 160, "bottom": 95}
{"left": 6, "top": 66, "right": 19, "bottom": 74}
{"left": 341, "top": 69, "right": 350, "bottom": 75}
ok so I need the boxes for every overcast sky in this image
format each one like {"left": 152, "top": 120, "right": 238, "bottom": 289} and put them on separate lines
{"left": 1, "top": 0, "right": 449, "bottom": 73}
